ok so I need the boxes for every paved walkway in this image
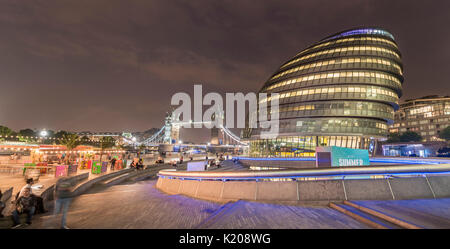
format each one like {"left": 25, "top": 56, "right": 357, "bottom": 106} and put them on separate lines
{"left": 9, "top": 158, "right": 450, "bottom": 229}
{"left": 26, "top": 180, "right": 369, "bottom": 229}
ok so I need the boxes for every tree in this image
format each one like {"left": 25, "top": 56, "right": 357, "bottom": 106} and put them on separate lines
{"left": 80, "top": 135, "right": 92, "bottom": 146}
{"left": 99, "top": 136, "right": 116, "bottom": 161}
{"left": 17, "top": 129, "right": 36, "bottom": 143}
{"left": 46, "top": 130, "right": 55, "bottom": 137}
{"left": 387, "top": 133, "right": 401, "bottom": 143}
{"left": 0, "top": 125, "right": 14, "bottom": 140}
{"left": 55, "top": 130, "right": 70, "bottom": 143}
{"left": 399, "top": 131, "right": 422, "bottom": 142}
{"left": 60, "top": 133, "right": 80, "bottom": 164}
{"left": 439, "top": 126, "right": 450, "bottom": 141}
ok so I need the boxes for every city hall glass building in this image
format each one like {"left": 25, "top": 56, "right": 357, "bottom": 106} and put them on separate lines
{"left": 249, "top": 28, "right": 403, "bottom": 157}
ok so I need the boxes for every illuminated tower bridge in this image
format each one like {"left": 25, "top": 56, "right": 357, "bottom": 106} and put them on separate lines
{"left": 123, "top": 111, "right": 247, "bottom": 147}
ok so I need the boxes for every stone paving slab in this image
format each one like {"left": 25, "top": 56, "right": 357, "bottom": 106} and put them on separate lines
{"left": 200, "top": 200, "right": 370, "bottom": 229}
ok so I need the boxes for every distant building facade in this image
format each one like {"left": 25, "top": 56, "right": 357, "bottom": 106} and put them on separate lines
{"left": 382, "top": 141, "right": 447, "bottom": 157}
{"left": 388, "top": 95, "right": 450, "bottom": 141}
{"left": 76, "top": 131, "right": 122, "bottom": 144}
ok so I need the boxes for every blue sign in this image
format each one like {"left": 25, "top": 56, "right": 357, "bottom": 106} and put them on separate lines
{"left": 316, "top": 146, "right": 370, "bottom": 167}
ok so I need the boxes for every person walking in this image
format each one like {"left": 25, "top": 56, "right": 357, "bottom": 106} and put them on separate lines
{"left": 11, "top": 187, "right": 36, "bottom": 228}
{"left": 52, "top": 178, "right": 74, "bottom": 229}
{"left": 110, "top": 157, "right": 117, "bottom": 171}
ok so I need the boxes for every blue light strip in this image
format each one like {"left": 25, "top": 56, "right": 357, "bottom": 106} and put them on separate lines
{"left": 159, "top": 171, "right": 450, "bottom": 181}
{"left": 369, "top": 159, "right": 444, "bottom": 165}
{"left": 234, "top": 157, "right": 449, "bottom": 165}
{"left": 234, "top": 157, "right": 315, "bottom": 161}
{"left": 322, "top": 28, "right": 395, "bottom": 42}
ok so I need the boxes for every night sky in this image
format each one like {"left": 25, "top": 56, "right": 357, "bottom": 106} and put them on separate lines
{"left": 0, "top": 0, "right": 449, "bottom": 143}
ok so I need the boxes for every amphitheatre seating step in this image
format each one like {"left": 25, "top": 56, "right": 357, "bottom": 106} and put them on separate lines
{"left": 329, "top": 202, "right": 401, "bottom": 229}
{"left": 130, "top": 165, "right": 174, "bottom": 181}
{"left": 105, "top": 165, "right": 174, "bottom": 185}
{"left": 102, "top": 172, "right": 134, "bottom": 186}
{"left": 343, "top": 200, "right": 422, "bottom": 229}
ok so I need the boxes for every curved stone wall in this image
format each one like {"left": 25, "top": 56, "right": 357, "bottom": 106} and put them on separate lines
{"left": 156, "top": 175, "right": 450, "bottom": 203}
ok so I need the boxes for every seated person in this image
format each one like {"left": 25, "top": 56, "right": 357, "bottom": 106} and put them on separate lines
{"left": 11, "top": 187, "right": 36, "bottom": 228}
{"left": 137, "top": 159, "right": 144, "bottom": 170}
{"left": 130, "top": 161, "right": 137, "bottom": 169}
{"left": 16, "top": 178, "right": 34, "bottom": 200}
{"left": 15, "top": 178, "right": 46, "bottom": 214}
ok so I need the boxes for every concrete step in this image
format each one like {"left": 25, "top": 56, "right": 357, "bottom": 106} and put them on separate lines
{"left": 103, "top": 165, "right": 172, "bottom": 186}
{"left": 101, "top": 172, "right": 133, "bottom": 186}
{"left": 343, "top": 200, "right": 422, "bottom": 229}
{"left": 329, "top": 202, "right": 397, "bottom": 229}
{"left": 71, "top": 169, "right": 133, "bottom": 196}
{"left": 129, "top": 169, "right": 165, "bottom": 182}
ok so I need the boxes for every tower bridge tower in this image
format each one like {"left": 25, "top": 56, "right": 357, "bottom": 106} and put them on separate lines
{"left": 163, "top": 111, "right": 180, "bottom": 144}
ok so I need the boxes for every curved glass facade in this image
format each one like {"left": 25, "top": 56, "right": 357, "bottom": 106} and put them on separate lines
{"left": 250, "top": 28, "right": 403, "bottom": 157}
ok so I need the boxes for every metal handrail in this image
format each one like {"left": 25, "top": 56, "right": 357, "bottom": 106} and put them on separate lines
{"left": 157, "top": 164, "right": 450, "bottom": 180}
{"left": 235, "top": 156, "right": 450, "bottom": 165}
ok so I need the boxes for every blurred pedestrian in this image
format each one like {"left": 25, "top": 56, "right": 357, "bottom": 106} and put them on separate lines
{"left": 52, "top": 178, "right": 74, "bottom": 229}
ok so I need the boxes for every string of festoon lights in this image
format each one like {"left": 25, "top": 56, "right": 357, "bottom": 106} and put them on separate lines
{"left": 0, "top": 135, "right": 107, "bottom": 143}
{"left": 0, "top": 146, "right": 126, "bottom": 154}
{"left": 33, "top": 150, "right": 127, "bottom": 154}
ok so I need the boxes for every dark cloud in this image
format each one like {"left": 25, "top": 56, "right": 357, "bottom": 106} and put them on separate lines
{"left": 0, "top": 0, "right": 449, "bottom": 142}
